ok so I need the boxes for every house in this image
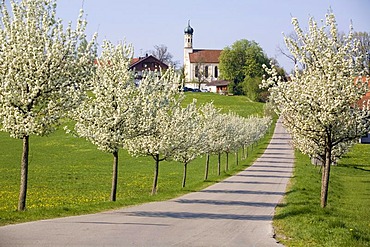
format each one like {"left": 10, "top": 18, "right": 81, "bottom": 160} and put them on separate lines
{"left": 205, "top": 80, "right": 231, "bottom": 94}
{"left": 183, "top": 21, "right": 226, "bottom": 91}
{"left": 130, "top": 54, "right": 168, "bottom": 80}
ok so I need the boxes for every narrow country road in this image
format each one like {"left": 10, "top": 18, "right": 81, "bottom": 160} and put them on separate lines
{"left": 0, "top": 119, "right": 294, "bottom": 247}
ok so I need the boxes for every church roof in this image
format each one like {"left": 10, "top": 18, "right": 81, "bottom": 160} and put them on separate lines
{"left": 189, "top": 49, "right": 222, "bottom": 64}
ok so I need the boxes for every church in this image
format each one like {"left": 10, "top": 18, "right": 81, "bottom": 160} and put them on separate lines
{"left": 183, "top": 21, "right": 228, "bottom": 92}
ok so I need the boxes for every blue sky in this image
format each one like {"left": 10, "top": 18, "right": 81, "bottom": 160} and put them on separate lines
{"left": 56, "top": 0, "right": 370, "bottom": 72}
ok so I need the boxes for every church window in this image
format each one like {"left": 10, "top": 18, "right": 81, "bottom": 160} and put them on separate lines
{"left": 195, "top": 65, "right": 199, "bottom": 78}
{"left": 214, "top": 66, "right": 218, "bottom": 78}
{"left": 205, "top": 66, "right": 209, "bottom": 78}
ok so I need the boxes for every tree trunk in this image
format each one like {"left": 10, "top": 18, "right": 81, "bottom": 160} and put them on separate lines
{"left": 110, "top": 150, "right": 119, "bottom": 201}
{"left": 235, "top": 151, "right": 238, "bottom": 166}
{"left": 225, "top": 152, "right": 229, "bottom": 171}
{"left": 217, "top": 152, "right": 221, "bottom": 176}
{"left": 151, "top": 154, "right": 160, "bottom": 195}
{"left": 204, "top": 153, "right": 210, "bottom": 181}
{"left": 182, "top": 162, "right": 188, "bottom": 188}
{"left": 321, "top": 145, "right": 332, "bottom": 208}
{"left": 18, "top": 135, "right": 29, "bottom": 211}
{"left": 242, "top": 145, "right": 245, "bottom": 159}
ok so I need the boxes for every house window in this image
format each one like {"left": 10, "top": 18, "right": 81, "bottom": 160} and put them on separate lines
{"left": 214, "top": 66, "right": 218, "bottom": 78}
{"left": 195, "top": 65, "right": 199, "bottom": 78}
{"left": 205, "top": 66, "right": 209, "bottom": 78}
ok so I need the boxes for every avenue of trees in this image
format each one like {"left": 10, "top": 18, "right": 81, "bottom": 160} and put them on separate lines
{"left": 0, "top": 0, "right": 271, "bottom": 210}
{"left": 262, "top": 11, "right": 370, "bottom": 208}
{"left": 2, "top": 1, "right": 369, "bottom": 213}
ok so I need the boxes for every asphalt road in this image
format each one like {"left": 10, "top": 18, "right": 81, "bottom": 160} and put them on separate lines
{"left": 0, "top": 118, "right": 294, "bottom": 247}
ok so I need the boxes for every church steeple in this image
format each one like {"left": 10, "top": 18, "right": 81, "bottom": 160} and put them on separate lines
{"left": 184, "top": 20, "right": 194, "bottom": 83}
{"left": 184, "top": 20, "right": 193, "bottom": 48}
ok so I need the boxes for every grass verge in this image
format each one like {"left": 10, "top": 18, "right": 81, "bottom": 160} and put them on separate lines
{"left": 273, "top": 145, "right": 370, "bottom": 247}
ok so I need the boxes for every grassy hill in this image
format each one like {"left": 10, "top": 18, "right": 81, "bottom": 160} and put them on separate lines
{"left": 0, "top": 93, "right": 269, "bottom": 226}
{"left": 182, "top": 92, "right": 264, "bottom": 117}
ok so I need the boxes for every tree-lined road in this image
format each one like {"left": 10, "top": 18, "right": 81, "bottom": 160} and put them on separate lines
{"left": 0, "top": 119, "right": 293, "bottom": 247}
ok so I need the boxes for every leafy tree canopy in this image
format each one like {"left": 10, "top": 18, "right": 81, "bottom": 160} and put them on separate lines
{"left": 219, "top": 39, "right": 270, "bottom": 84}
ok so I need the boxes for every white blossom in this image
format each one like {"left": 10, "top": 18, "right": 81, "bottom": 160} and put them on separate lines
{"left": 72, "top": 40, "right": 134, "bottom": 153}
{"left": 0, "top": 0, "right": 96, "bottom": 138}
{"left": 171, "top": 100, "right": 203, "bottom": 164}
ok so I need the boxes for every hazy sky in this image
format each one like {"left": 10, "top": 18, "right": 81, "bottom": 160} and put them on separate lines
{"left": 55, "top": 0, "right": 370, "bottom": 72}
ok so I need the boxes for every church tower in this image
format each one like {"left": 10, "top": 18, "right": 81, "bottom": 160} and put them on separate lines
{"left": 184, "top": 20, "right": 194, "bottom": 82}
{"left": 184, "top": 20, "right": 193, "bottom": 49}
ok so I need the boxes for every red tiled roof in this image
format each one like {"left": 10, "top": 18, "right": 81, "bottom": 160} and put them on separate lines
{"left": 189, "top": 49, "right": 222, "bottom": 63}
{"left": 356, "top": 76, "right": 370, "bottom": 109}
{"left": 130, "top": 58, "right": 140, "bottom": 65}
{"left": 359, "top": 95, "right": 370, "bottom": 105}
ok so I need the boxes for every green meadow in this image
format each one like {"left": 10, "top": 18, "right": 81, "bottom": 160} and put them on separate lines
{"left": 0, "top": 93, "right": 269, "bottom": 225}
{"left": 182, "top": 92, "right": 263, "bottom": 117}
{"left": 274, "top": 145, "right": 370, "bottom": 247}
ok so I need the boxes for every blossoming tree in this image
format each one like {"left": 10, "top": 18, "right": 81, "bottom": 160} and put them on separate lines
{"left": 220, "top": 112, "right": 241, "bottom": 171}
{"left": 170, "top": 100, "right": 203, "bottom": 187}
{"left": 125, "top": 68, "right": 183, "bottom": 195}
{"left": 203, "top": 111, "right": 228, "bottom": 176}
{"left": 0, "top": 0, "right": 96, "bottom": 211}
{"left": 262, "top": 12, "right": 370, "bottom": 207}
{"left": 72, "top": 40, "right": 135, "bottom": 201}
{"left": 199, "top": 102, "right": 220, "bottom": 180}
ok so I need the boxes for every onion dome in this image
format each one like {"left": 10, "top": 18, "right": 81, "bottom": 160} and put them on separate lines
{"left": 184, "top": 20, "right": 194, "bottom": 35}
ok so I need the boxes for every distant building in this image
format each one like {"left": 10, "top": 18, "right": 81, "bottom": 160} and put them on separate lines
{"left": 183, "top": 21, "right": 225, "bottom": 91}
{"left": 205, "top": 80, "right": 231, "bottom": 94}
{"left": 357, "top": 76, "right": 370, "bottom": 144}
{"left": 130, "top": 54, "right": 168, "bottom": 80}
